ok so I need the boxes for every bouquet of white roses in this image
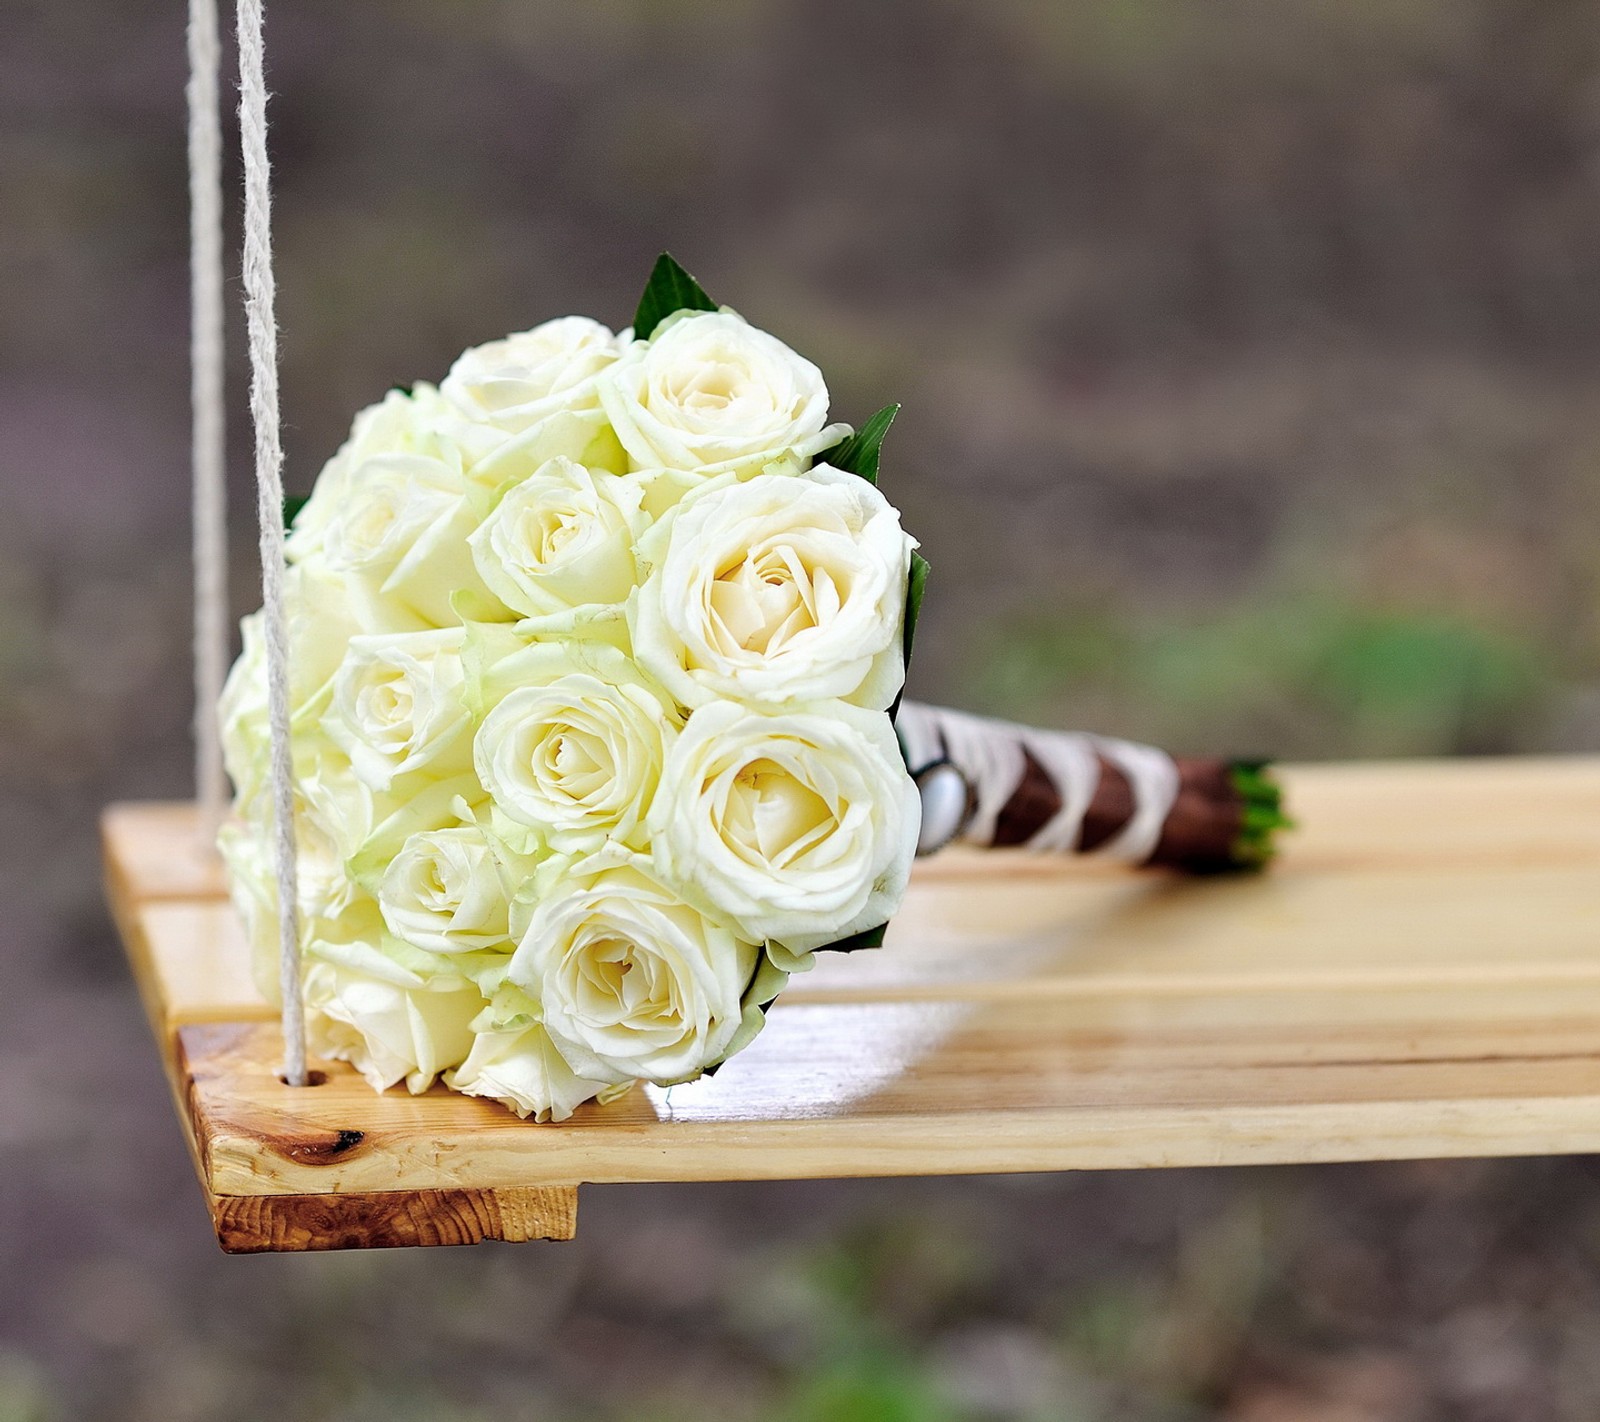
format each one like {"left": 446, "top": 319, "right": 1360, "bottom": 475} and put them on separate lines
{"left": 219, "top": 256, "right": 928, "bottom": 1120}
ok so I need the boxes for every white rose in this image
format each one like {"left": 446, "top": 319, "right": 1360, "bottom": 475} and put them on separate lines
{"left": 464, "top": 401, "right": 630, "bottom": 491}
{"left": 447, "top": 1024, "right": 612, "bottom": 1123}
{"left": 292, "top": 754, "right": 383, "bottom": 921}
{"left": 650, "top": 700, "right": 920, "bottom": 952}
{"left": 472, "top": 639, "right": 677, "bottom": 852}
{"left": 218, "top": 755, "right": 385, "bottom": 1005}
{"left": 220, "top": 565, "right": 362, "bottom": 805}
{"left": 317, "top": 448, "right": 493, "bottom": 630}
{"left": 325, "top": 629, "right": 473, "bottom": 792}
{"left": 304, "top": 941, "right": 482, "bottom": 1093}
{"left": 632, "top": 466, "right": 913, "bottom": 710}
{"left": 281, "top": 563, "right": 366, "bottom": 700}
{"left": 378, "top": 823, "right": 514, "bottom": 954}
{"left": 599, "top": 309, "right": 846, "bottom": 473}
{"left": 221, "top": 753, "right": 375, "bottom": 926}
{"left": 218, "top": 814, "right": 293, "bottom": 1002}
{"left": 442, "top": 317, "right": 620, "bottom": 435}
{"left": 350, "top": 767, "right": 484, "bottom": 866}
{"left": 468, "top": 457, "right": 646, "bottom": 620}
{"left": 219, "top": 614, "right": 273, "bottom": 807}
{"left": 511, "top": 856, "right": 759, "bottom": 1085}
{"left": 287, "top": 384, "right": 459, "bottom": 564}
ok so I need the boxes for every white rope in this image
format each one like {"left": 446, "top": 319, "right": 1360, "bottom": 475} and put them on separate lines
{"left": 896, "top": 701, "right": 1181, "bottom": 863}
{"left": 188, "top": 0, "right": 229, "bottom": 840}
{"left": 236, "top": 0, "right": 307, "bottom": 1086}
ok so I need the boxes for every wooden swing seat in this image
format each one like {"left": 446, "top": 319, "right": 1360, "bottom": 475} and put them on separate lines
{"left": 103, "top": 757, "right": 1600, "bottom": 1253}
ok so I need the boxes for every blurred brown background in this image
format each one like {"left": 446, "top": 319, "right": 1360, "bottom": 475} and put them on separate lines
{"left": 7, "top": 2, "right": 1600, "bottom": 1418}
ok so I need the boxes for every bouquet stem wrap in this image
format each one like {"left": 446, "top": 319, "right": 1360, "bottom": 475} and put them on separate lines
{"left": 897, "top": 702, "right": 1288, "bottom": 873}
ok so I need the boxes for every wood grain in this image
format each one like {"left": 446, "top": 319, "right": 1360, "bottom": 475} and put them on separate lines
{"left": 210, "top": 1186, "right": 577, "bottom": 1252}
{"left": 103, "top": 756, "right": 1600, "bottom": 1249}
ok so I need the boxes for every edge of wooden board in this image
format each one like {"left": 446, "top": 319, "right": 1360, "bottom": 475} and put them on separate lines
{"left": 208, "top": 1185, "right": 578, "bottom": 1252}
{"left": 177, "top": 1019, "right": 1600, "bottom": 1196}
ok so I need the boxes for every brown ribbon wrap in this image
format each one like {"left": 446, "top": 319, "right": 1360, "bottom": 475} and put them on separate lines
{"left": 898, "top": 702, "right": 1285, "bottom": 874}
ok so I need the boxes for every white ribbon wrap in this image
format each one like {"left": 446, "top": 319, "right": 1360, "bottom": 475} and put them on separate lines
{"left": 896, "top": 701, "right": 1181, "bottom": 863}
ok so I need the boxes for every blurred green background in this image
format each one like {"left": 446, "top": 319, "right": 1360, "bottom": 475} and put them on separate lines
{"left": 7, "top": 1, "right": 1600, "bottom": 1418}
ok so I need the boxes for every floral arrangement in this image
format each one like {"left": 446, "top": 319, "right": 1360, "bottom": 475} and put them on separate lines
{"left": 219, "top": 256, "right": 928, "bottom": 1120}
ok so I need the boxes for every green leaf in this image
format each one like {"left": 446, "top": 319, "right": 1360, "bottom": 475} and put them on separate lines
{"left": 1228, "top": 761, "right": 1294, "bottom": 869}
{"left": 815, "top": 922, "right": 887, "bottom": 954}
{"left": 283, "top": 493, "right": 309, "bottom": 530}
{"left": 817, "top": 404, "right": 899, "bottom": 485}
{"left": 632, "top": 252, "right": 717, "bottom": 341}
{"left": 902, "top": 551, "right": 929, "bottom": 666}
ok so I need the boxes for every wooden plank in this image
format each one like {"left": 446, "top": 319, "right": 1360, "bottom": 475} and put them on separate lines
{"left": 125, "top": 900, "right": 274, "bottom": 1036}
{"left": 102, "top": 802, "right": 229, "bottom": 901}
{"left": 796, "top": 863, "right": 1600, "bottom": 998}
{"left": 210, "top": 1186, "right": 577, "bottom": 1252}
{"left": 102, "top": 756, "right": 1600, "bottom": 1249}
{"left": 179, "top": 981, "right": 1600, "bottom": 1194}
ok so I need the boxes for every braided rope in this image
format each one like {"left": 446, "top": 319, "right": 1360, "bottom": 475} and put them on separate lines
{"left": 188, "top": 0, "right": 229, "bottom": 837}
{"left": 235, "top": 0, "right": 307, "bottom": 1086}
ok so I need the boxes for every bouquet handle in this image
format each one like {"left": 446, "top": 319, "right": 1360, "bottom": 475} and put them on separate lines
{"left": 898, "top": 702, "right": 1289, "bottom": 874}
